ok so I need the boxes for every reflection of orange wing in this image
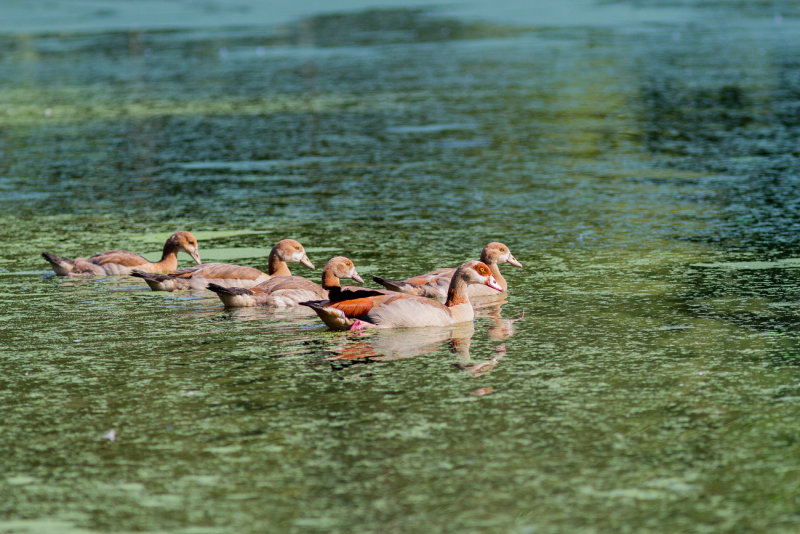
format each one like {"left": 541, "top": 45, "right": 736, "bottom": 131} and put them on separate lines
{"left": 92, "top": 250, "right": 149, "bottom": 267}
{"left": 331, "top": 298, "right": 374, "bottom": 318}
{"left": 326, "top": 342, "right": 376, "bottom": 361}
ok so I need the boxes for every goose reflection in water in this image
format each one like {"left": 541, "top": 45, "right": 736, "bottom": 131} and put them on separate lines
{"left": 325, "top": 296, "right": 523, "bottom": 378}
{"left": 453, "top": 295, "right": 524, "bottom": 377}
{"left": 326, "top": 322, "right": 476, "bottom": 363}
{"left": 475, "top": 295, "right": 524, "bottom": 342}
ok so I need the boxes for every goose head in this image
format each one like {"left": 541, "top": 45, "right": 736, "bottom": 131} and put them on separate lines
{"left": 458, "top": 260, "right": 503, "bottom": 291}
{"left": 326, "top": 256, "right": 364, "bottom": 284}
{"left": 274, "top": 239, "right": 315, "bottom": 269}
{"left": 482, "top": 242, "right": 522, "bottom": 268}
{"left": 169, "top": 231, "right": 201, "bottom": 264}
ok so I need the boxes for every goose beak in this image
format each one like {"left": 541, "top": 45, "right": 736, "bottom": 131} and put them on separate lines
{"left": 351, "top": 271, "right": 365, "bottom": 284}
{"left": 507, "top": 253, "right": 522, "bottom": 268}
{"left": 485, "top": 274, "right": 503, "bottom": 292}
{"left": 300, "top": 254, "right": 315, "bottom": 270}
{"left": 189, "top": 248, "right": 202, "bottom": 264}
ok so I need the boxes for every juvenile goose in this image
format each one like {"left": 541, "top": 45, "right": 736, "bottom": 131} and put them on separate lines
{"left": 131, "top": 239, "right": 313, "bottom": 291}
{"left": 207, "top": 256, "right": 365, "bottom": 307}
{"left": 301, "top": 260, "right": 501, "bottom": 330}
{"left": 372, "top": 242, "right": 522, "bottom": 299}
{"left": 42, "top": 231, "right": 201, "bottom": 276}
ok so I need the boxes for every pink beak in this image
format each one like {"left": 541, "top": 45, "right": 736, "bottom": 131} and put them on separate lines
{"left": 485, "top": 274, "right": 503, "bottom": 292}
{"left": 506, "top": 253, "right": 522, "bottom": 268}
{"left": 300, "top": 254, "right": 315, "bottom": 270}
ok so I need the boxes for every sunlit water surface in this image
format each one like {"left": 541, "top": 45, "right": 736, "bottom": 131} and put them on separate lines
{"left": 1, "top": 1, "right": 800, "bottom": 532}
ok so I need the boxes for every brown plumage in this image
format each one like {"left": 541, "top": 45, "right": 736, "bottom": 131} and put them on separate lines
{"left": 42, "top": 231, "right": 201, "bottom": 276}
{"left": 372, "top": 242, "right": 522, "bottom": 299}
{"left": 131, "top": 238, "right": 313, "bottom": 291}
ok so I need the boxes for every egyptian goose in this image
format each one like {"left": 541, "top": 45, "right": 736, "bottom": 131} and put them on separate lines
{"left": 372, "top": 242, "right": 522, "bottom": 299}
{"left": 301, "top": 260, "right": 502, "bottom": 330}
{"left": 207, "top": 256, "right": 365, "bottom": 307}
{"left": 42, "top": 231, "right": 201, "bottom": 276}
{"left": 131, "top": 239, "right": 313, "bottom": 291}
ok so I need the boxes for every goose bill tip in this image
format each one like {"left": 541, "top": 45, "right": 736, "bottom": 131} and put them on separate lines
{"left": 301, "top": 256, "right": 315, "bottom": 269}
{"left": 486, "top": 275, "right": 503, "bottom": 291}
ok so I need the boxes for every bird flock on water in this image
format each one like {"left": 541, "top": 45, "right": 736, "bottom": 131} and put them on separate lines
{"left": 42, "top": 232, "right": 522, "bottom": 331}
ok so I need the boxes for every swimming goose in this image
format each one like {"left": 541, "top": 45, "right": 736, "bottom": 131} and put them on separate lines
{"left": 42, "top": 231, "right": 201, "bottom": 276}
{"left": 301, "top": 260, "right": 502, "bottom": 330}
{"left": 372, "top": 242, "right": 522, "bottom": 299}
{"left": 207, "top": 256, "right": 365, "bottom": 307}
{"left": 131, "top": 238, "right": 313, "bottom": 291}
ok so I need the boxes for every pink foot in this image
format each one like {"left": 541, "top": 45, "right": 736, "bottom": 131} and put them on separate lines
{"left": 349, "top": 319, "right": 372, "bottom": 331}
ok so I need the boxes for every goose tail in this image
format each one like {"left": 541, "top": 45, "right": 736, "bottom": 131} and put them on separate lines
{"left": 207, "top": 283, "right": 257, "bottom": 307}
{"left": 300, "top": 300, "right": 353, "bottom": 330}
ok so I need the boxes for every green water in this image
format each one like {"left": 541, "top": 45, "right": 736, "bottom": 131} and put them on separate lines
{"left": 2, "top": 2, "right": 800, "bottom": 532}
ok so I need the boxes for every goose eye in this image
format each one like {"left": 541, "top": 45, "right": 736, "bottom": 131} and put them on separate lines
{"left": 499, "top": 247, "right": 506, "bottom": 252}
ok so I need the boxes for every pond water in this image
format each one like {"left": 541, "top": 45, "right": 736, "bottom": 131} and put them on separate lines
{"left": 1, "top": 1, "right": 800, "bottom": 532}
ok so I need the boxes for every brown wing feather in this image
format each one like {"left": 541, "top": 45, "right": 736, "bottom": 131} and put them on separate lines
{"left": 256, "top": 276, "right": 318, "bottom": 292}
{"left": 404, "top": 275, "right": 437, "bottom": 285}
{"left": 170, "top": 263, "right": 265, "bottom": 280}
{"left": 91, "top": 250, "right": 150, "bottom": 267}
{"left": 403, "top": 267, "right": 454, "bottom": 285}
{"left": 420, "top": 267, "right": 454, "bottom": 277}
{"left": 205, "top": 263, "right": 264, "bottom": 280}
{"left": 247, "top": 276, "right": 326, "bottom": 300}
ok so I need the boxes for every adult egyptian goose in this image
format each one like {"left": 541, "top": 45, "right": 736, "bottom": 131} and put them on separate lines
{"left": 301, "top": 260, "right": 502, "bottom": 330}
{"left": 372, "top": 242, "right": 522, "bottom": 299}
{"left": 131, "top": 239, "right": 313, "bottom": 291}
{"left": 207, "top": 256, "right": 365, "bottom": 307}
{"left": 42, "top": 231, "right": 201, "bottom": 276}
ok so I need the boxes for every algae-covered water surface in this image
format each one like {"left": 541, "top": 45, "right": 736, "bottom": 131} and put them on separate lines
{"left": 1, "top": 1, "right": 800, "bottom": 532}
